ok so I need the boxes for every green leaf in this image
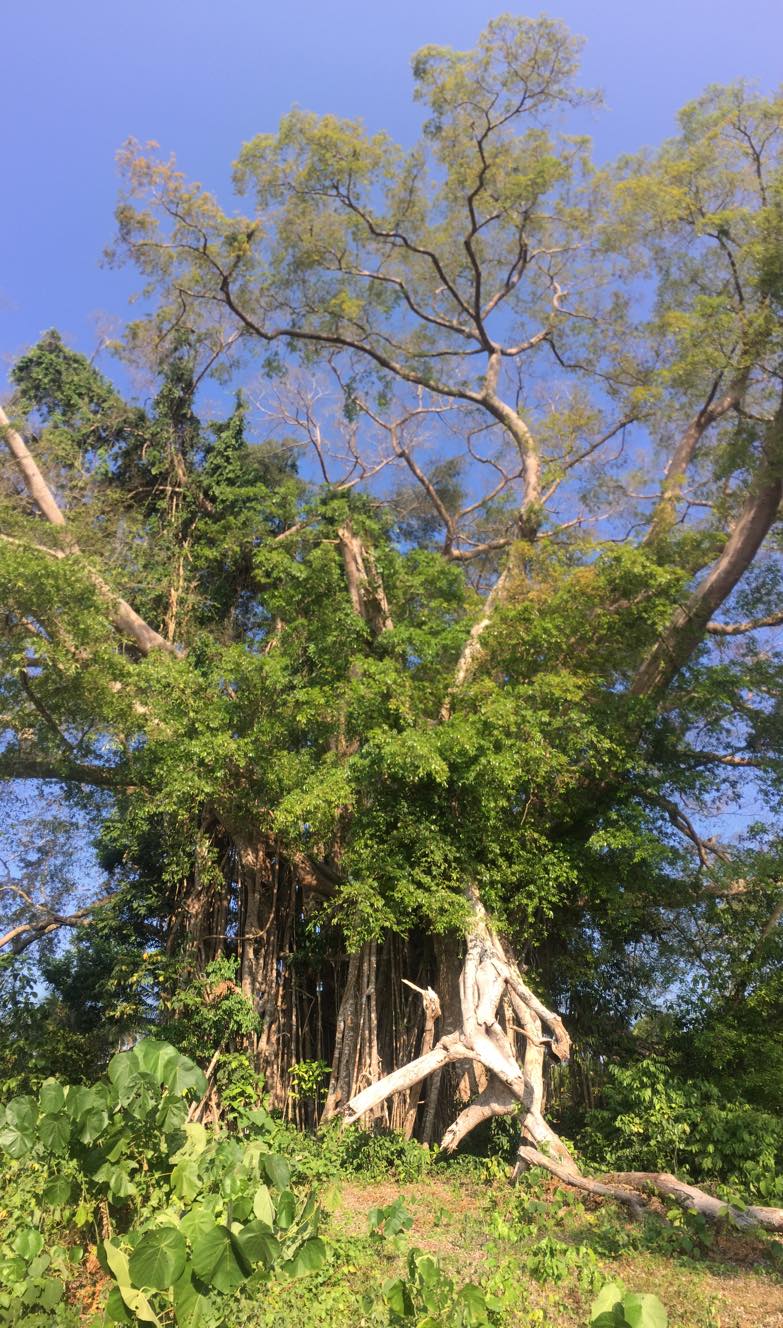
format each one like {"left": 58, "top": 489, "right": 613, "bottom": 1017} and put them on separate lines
{"left": 457, "top": 1283, "right": 490, "bottom": 1325}
{"left": 591, "top": 1284, "right": 625, "bottom": 1322}
{"left": 281, "top": 1237, "right": 326, "bottom": 1278}
{"left": 121, "top": 1287, "right": 161, "bottom": 1325}
{"left": 383, "top": 1278, "right": 414, "bottom": 1317}
{"left": 105, "top": 1285, "right": 134, "bottom": 1324}
{"left": 0, "top": 1256, "right": 25, "bottom": 1283}
{"left": 252, "top": 1183, "right": 274, "bottom": 1226}
{"left": 102, "top": 1240, "right": 132, "bottom": 1288}
{"left": 0, "top": 1096, "right": 37, "bottom": 1157}
{"left": 107, "top": 1053, "right": 143, "bottom": 1104}
{"left": 43, "top": 1176, "right": 73, "bottom": 1205}
{"left": 191, "top": 1224, "right": 250, "bottom": 1293}
{"left": 414, "top": 1255, "right": 440, "bottom": 1286}
{"left": 129, "top": 1227, "right": 187, "bottom": 1291}
{"left": 172, "top": 1158, "right": 202, "bottom": 1202}
{"left": 233, "top": 1220, "right": 279, "bottom": 1269}
{"left": 165, "top": 1053, "right": 207, "bottom": 1099}
{"left": 275, "top": 1189, "right": 296, "bottom": 1230}
{"left": 78, "top": 1105, "right": 109, "bottom": 1143}
{"left": 64, "top": 1085, "right": 96, "bottom": 1121}
{"left": 181, "top": 1204, "right": 220, "bottom": 1246}
{"left": 622, "top": 1292, "right": 668, "bottom": 1328}
{"left": 38, "top": 1112, "right": 71, "bottom": 1154}
{"left": 36, "top": 1278, "right": 64, "bottom": 1310}
{"left": 103, "top": 1243, "right": 162, "bottom": 1327}
{"left": 157, "top": 1095, "right": 188, "bottom": 1135}
{"left": 262, "top": 1154, "right": 291, "bottom": 1190}
{"left": 38, "top": 1078, "right": 66, "bottom": 1115}
{"left": 108, "top": 1166, "right": 137, "bottom": 1199}
{"left": 172, "top": 1265, "right": 212, "bottom": 1328}
{"left": 132, "top": 1039, "right": 206, "bottom": 1097}
{"left": 14, "top": 1229, "right": 44, "bottom": 1260}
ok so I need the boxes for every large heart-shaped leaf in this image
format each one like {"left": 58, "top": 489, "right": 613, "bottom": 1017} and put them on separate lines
{"left": 181, "top": 1203, "right": 219, "bottom": 1247}
{"left": 43, "top": 1176, "right": 73, "bottom": 1206}
{"left": 281, "top": 1237, "right": 326, "bottom": 1279}
{"left": 456, "top": 1283, "right": 490, "bottom": 1325}
{"left": 233, "top": 1220, "right": 278, "bottom": 1270}
{"left": 38, "top": 1079, "right": 65, "bottom": 1115}
{"left": 172, "top": 1265, "right": 212, "bottom": 1328}
{"left": 14, "top": 1230, "right": 44, "bottom": 1260}
{"left": 172, "top": 1158, "right": 202, "bottom": 1203}
{"left": 129, "top": 1227, "right": 187, "bottom": 1291}
{"left": 108, "top": 1053, "right": 144, "bottom": 1105}
{"left": 383, "top": 1278, "right": 414, "bottom": 1317}
{"left": 591, "top": 1280, "right": 629, "bottom": 1322}
{"left": 0, "top": 1096, "right": 38, "bottom": 1157}
{"left": 78, "top": 1105, "right": 109, "bottom": 1144}
{"left": 191, "top": 1224, "right": 250, "bottom": 1293}
{"left": 132, "top": 1040, "right": 205, "bottom": 1097}
{"left": 622, "top": 1292, "right": 668, "bottom": 1328}
{"left": 38, "top": 1112, "right": 70, "bottom": 1154}
{"left": 262, "top": 1154, "right": 291, "bottom": 1191}
{"left": 64, "top": 1086, "right": 96, "bottom": 1121}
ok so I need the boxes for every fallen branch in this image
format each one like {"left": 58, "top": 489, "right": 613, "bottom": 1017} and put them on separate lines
{"left": 610, "top": 1171, "right": 783, "bottom": 1233}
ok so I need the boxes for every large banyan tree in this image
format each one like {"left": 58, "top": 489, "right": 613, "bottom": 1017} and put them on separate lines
{"left": 2, "top": 17, "right": 783, "bottom": 1222}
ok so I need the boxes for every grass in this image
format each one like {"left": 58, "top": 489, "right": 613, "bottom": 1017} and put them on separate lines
{"left": 230, "top": 1169, "right": 783, "bottom": 1328}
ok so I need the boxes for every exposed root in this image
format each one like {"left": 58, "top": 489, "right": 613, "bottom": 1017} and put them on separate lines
{"left": 342, "top": 886, "right": 577, "bottom": 1173}
{"left": 515, "top": 1146, "right": 649, "bottom": 1219}
{"left": 516, "top": 1148, "right": 783, "bottom": 1233}
{"left": 341, "top": 886, "right": 783, "bottom": 1237}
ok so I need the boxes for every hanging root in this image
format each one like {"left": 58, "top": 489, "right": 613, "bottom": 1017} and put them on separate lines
{"left": 343, "top": 887, "right": 577, "bottom": 1172}
{"left": 342, "top": 887, "right": 783, "bottom": 1235}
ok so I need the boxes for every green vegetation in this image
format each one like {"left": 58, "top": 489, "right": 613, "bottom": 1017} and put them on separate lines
{"left": 2, "top": 1039, "right": 781, "bottom": 1326}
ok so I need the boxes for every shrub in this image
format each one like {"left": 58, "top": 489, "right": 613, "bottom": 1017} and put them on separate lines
{"left": 580, "top": 1058, "right": 783, "bottom": 1201}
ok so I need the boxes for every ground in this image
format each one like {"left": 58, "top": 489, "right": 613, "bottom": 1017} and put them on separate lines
{"left": 231, "top": 1172, "right": 783, "bottom": 1328}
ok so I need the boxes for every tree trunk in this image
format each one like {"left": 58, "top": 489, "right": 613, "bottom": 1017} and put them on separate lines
{"left": 342, "top": 885, "right": 576, "bottom": 1168}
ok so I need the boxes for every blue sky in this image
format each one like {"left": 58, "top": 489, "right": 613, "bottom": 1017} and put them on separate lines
{"left": 2, "top": 0, "right": 782, "bottom": 381}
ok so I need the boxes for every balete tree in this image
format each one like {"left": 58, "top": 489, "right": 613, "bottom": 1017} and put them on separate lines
{"left": 2, "top": 15, "right": 783, "bottom": 1224}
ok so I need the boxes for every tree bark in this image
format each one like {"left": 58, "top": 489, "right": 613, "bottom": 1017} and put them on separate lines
{"left": 632, "top": 391, "right": 783, "bottom": 700}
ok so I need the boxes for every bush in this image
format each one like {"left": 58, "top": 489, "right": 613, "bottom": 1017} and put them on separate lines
{"left": 0, "top": 1039, "right": 325, "bottom": 1325}
{"left": 579, "top": 1058, "right": 783, "bottom": 1201}
{"left": 317, "top": 1121, "right": 433, "bottom": 1182}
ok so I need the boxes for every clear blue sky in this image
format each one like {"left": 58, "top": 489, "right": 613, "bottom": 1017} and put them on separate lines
{"left": 2, "top": 0, "right": 782, "bottom": 379}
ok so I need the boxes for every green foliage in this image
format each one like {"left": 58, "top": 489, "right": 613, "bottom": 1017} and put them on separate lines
{"left": 0, "top": 1040, "right": 325, "bottom": 1325}
{"left": 319, "top": 1125, "right": 433, "bottom": 1183}
{"left": 159, "top": 957, "right": 262, "bottom": 1118}
{"left": 365, "top": 1247, "right": 502, "bottom": 1327}
{"left": 580, "top": 1059, "right": 783, "bottom": 1200}
{"left": 590, "top": 1283, "right": 667, "bottom": 1328}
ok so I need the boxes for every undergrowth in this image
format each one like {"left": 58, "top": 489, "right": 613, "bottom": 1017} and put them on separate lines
{"left": 0, "top": 1041, "right": 779, "bottom": 1327}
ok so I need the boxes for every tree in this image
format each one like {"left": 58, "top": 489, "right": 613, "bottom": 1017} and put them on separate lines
{"left": 2, "top": 15, "right": 783, "bottom": 1223}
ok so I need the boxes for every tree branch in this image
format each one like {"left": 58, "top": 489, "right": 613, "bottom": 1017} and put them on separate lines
{"left": 1, "top": 405, "right": 177, "bottom": 657}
